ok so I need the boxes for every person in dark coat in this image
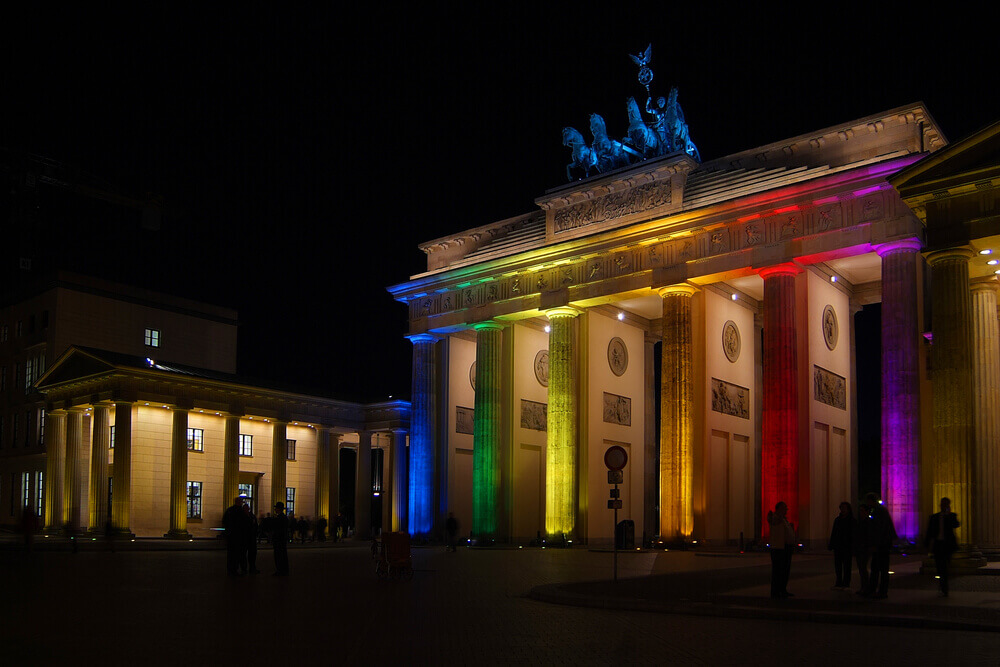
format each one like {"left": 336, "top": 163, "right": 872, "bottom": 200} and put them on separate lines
{"left": 298, "top": 516, "right": 309, "bottom": 543}
{"left": 316, "top": 516, "right": 328, "bottom": 542}
{"left": 866, "top": 492, "right": 897, "bottom": 599}
{"left": 271, "top": 501, "right": 290, "bottom": 575}
{"left": 222, "top": 496, "right": 248, "bottom": 576}
{"left": 924, "top": 497, "right": 960, "bottom": 597}
{"left": 828, "top": 502, "right": 853, "bottom": 589}
{"left": 243, "top": 503, "right": 260, "bottom": 574}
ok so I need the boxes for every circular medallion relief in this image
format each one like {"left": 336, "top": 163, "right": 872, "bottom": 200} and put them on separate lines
{"left": 722, "top": 320, "right": 741, "bottom": 363}
{"left": 470, "top": 361, "right": 477, "bottom": 391}
{"left": 607, "top": 337, "right": 629, "bottom": 376}
{"left": 533, "top": 350, "right": 550, "bottom": 387}
{"left": 822, "top": 305, "right": 839, "bottom": 351}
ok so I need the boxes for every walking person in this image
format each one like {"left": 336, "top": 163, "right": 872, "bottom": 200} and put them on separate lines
{"left": 223, "top": 496, "right": 248, "bottom": 576}
{"left": 924, "top": 497, "right": 959, "bottom": 597}
{"left": 271, "top": 501, "right": 290, "bottom": 575}
{"left": 767, "top": 501, "right": 795, "bottom": 599}
{"left": 828, "top": 502, "right": 853, "bottom": 589}
{"left": 866, "top": 492, "right": 897, "bottom": 599}
{"left": 445, "top": 512, "right": 459, "bottom": 552}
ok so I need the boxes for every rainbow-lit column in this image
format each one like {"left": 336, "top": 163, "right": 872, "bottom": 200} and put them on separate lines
{"left": 971, "top": 276, "right": 1000, "bottom": 547}
{"left": 760, "top": 264, "right": 801, "bottom": 535}
{"left": 165, "top": 407, "right": 191, "bottom": 538}
{"left": 545, "top": 307, "right": 581, "bottom": 540}
{"left": 88, "top": 404, "right": 111, "bottom": 531}
{"left": 110, "top": 401, "right": 134, "bottom": 535}
{"left": 658, "top": 285, "right": 697, "bottom": 540}
{"left": 473, "top": 322, "right": 503, "bottom": 540}
{"left": 43, "top": 410, "right": 66, "bottom": 531}
{"left": 928, "top": 248, "right": 975, "bottom": 544}
{"left": 876, "top": 240, "right": 922, "bottom": 541}
{"left": 407, "top": 333, "right": 438, "bottom": 537}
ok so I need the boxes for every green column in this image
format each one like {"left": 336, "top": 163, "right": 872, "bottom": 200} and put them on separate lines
{"left": 472, "top": 321, "right": 503, "bottom": 540}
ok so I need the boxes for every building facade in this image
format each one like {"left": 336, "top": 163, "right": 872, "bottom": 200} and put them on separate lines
{"left": 390, "top": 104, "right": 1000, "bottom": 548}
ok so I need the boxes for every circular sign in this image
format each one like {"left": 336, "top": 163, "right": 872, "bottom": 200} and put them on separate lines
{"left": 469, "top": 361, "right": 477, "bottom": 391}
{"left": 822, "top": 305, "right": 839, "bottom": 351}
{"left": 607, "top": 337, "right": 628, "bottom": 376}
{"left": 533, "top": 349, "right": 549, "bottom": 387}
{"left": 722, "top": 320, "right": 741, "bottom": 363}
{"left": 604, "top": 445, "right": 628, "bottom": 471}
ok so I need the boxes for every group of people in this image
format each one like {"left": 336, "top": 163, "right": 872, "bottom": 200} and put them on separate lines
{"left": 771, "top": 492, "right": 960, "bottom": 600}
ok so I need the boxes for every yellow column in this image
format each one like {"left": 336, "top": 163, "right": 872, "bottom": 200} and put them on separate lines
{"left": 44, "top": 410, "right": 67, "bottom": 531}
{"left": 330, "top": 434, "right": 342, "bottom": 519}
{"left": 88, "top": 404, "right": 111, "bottom": 531}
{"left": 63, "top": 409, "right": 85, "bottom": 530}
{"left": 971, "top": 276, "right": 1000, "bottom": 546}
{"left": 315, "top": 427, "right": 330, "bottom": 522}
{"left": 928, "top": 248, "right": 975, "bottom": 544}
{"left": 545, "top": 306, "right": 581, "bottom": 540}
{"left": 658, "top": 285, "right": 698, "bottom": 540}
{"left": 166, "top": 408, "right": 191, "bottom": 538}
{"left": 110, "top": 401, "right": 134, "bottom": 535}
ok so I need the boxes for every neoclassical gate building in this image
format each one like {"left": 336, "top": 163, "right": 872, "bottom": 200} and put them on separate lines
{"left": 390, "top": 103, "right": 1000, "bottom": 549}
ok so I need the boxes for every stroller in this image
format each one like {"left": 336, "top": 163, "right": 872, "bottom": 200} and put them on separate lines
{"left": 375, "top": 531, "right": 413, "bottom": 581}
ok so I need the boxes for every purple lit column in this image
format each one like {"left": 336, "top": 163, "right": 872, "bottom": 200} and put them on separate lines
{"left": 407, "top": 333, "right": 438, "bottom": 537}
{"left": 876, "top": 239, "right": 921, "bottom": 541}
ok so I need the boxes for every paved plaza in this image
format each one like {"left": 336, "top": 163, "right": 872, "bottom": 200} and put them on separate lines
{"left": 1, "top": 539, "right": 998, "bottom": 664}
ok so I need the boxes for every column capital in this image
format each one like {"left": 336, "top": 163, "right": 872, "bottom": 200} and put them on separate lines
{"left": 544, "top": 306, "right": 583, "bottom": 320}
{"left": 406, "top": 333, "right": 441, "bottom": 345}
{"left": 757, "top": 262, "right": 803, "bottom": 279}
{"left": 657, "top": 283, "right": 698, "bottom": 298}
{"left": 874, "top": 238, "right": 922, "bottom": 257}
{"left": 970, "top": 275, "right": 1000, "bottom": 293}
{"left": 473, "top": 320, "right": 504, "bottom": 332}
{"left": 926, "top": 246, "right": 975, "bottom": 265}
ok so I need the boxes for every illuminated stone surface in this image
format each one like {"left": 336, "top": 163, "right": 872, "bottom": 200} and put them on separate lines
{"left": 877, "top": 240, "right": 922, "bottom": 541}
{"left": 971, "top": 277, "right": 1000, "bottom": 546}
{"left": 43, "top": 410, "right": 66, "bottom": 531}
{"left": 658, "top": 284, "right": 697, "bottom": 539}
{"left": 166, "top": 408, "right": 191, "bottom": 538}
{"left": 222, "top": 414, "right": 240, "bottom": 515}
{"left": 110, "top": 401, "right": 133, "bottom": 534}
{"left": 408, "top": 334, "right": 438, "bottom": 537}
{"left": 546, "top": 307, "right": 580, "bottom": 539}
{"left": 88, "top": 404, "right": 111, "bottom": 531}
{"left": 473, "top": 322, "right": 503, "bottom": 539}
{"left": 64, "top": 410, "right": 84, "bottom": 528}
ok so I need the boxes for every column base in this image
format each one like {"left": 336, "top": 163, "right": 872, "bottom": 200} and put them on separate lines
{"left": 163, "top": 530, "right": 193, "bottom": 540}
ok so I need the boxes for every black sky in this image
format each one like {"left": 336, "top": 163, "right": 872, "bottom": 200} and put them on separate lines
{"left": 2, "top": 6, "right": 995, "bottom": 402}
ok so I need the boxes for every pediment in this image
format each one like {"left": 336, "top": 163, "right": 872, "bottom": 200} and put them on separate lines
{"left": 36, "top": 347, "right": 117, "bottom": 388}
{"left": 892, "top": 120, "right": 1000, "bottom": 194}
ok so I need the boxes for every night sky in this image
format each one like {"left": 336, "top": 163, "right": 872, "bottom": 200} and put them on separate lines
{"left": 2, "top": 6, "right": 995, "bottom": 405}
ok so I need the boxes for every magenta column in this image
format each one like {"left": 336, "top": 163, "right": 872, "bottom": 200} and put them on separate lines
{"left": 876, "top": 240, "right": 922, "bottom": 541}
{"left": 760, "top": 264, "right": 801, "bottom": 535}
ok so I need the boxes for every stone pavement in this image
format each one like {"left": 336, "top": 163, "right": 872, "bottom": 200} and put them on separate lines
{"left": 530, "top": 548, "right": 1000, "bottom": 633}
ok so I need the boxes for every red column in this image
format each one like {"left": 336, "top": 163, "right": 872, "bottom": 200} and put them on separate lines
{"left": 760, "top": 264, "right": 801, "bottom": 536}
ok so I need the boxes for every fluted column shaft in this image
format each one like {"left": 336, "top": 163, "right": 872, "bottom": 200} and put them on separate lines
{"left": 658, "top": 285, "right": 697, "bottom": 540}
{"left": 64, "top": 410, "right": 84, "bottom": 529}
{"left": 222, "top": 415, "right": 241, "bottom": 514}
{"left": 271, "top": 421, "right": 287, "bottom": 513}
{"left": 88, "top": 404, "right": 111, "bottom": 531}
{"left": 355, "top": 431, "right": 372, "bottom": 539}
{"left": 473, "top": 322, "right": 503, "bottom": 539}
{"left": 44, "top": 411, "right": 67, "bottom": 531}
{"left": 166, "top": 409, "right": 190, "bottom": 538}
{"left": 545, "top": 307, "right": 580, "bottom": 539}
{"left": 315, "top": 427, "right": 330, "bottom": 520}
{"left": 928, "top": 248, "right": 975, "bottom": 544}
{"left": 382, "top": 437, "right": 394, "bottom": 534}
{"left": 877, "top": 240, "right": 922, "bottom": 541}
{"left": 392, "top": 430, "right": 409, "bottom": 533}
{"left": 407, "top": 334, "right": 437, "bottom": 536}
{"left": 110, "top": 402, "right": 133, "bottom": 534}
{"left": 971, "top": 277, "right": 1000, "bottom": 547}
{"left": 331, "top": 435, "right": 342, "bottom": 519}
{"left": 760, "top": 265, "right": 801, "bottom": 534}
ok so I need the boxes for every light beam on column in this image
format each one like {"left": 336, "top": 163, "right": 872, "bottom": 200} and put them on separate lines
{"left": 407, "top": 334, "right": 438, "bottom": 537}
{"left": 472, "top": 322, "right": 503, "bottom": 540}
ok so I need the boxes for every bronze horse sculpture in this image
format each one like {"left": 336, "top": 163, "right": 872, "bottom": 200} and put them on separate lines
{"left": 562, "top": 126, "right": 597, "bottom": 180}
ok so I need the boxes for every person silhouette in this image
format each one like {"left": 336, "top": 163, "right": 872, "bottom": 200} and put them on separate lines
{"left": 924, "top": 497, "right": 959, "bottom": 597}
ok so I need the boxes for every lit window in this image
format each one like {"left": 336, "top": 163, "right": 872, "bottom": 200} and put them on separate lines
{"left": 285, "top": 487, "right": 295, "bottom": 516}
{"left": 109, "top": 425, "right": 115, "bottom": 449}
{"left": 238, "top": 483, "right": 255, "bottom": 514}
{"left": 24, "top": 356, "right": 34, "bottom": 394}
{"left": 286, "top": 439, "right": 296, "bottom": 461}
{"left": 238, "top": 434, "right": 252, "bottom": 457}
{"left": 21, "top": 472, "right": 30, "bottom": 513}
{"left": 38, "top": 409, "right": 45, "bottom": 446}
{"left": 186, "top": 428, "right": 204, "bottom": 452}
{"left": 34, "top": 471, "right": 43, "bottom": 517}
{"left": 186, "top": 481, "right": 202, "bottom": 519}
{"left": 144, "top": 328, "right": 161, "bottom": 348}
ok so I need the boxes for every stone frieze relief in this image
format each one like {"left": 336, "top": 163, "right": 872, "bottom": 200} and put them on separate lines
{"left": 553, "top": 180, "right": 672, "bottom": 233}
